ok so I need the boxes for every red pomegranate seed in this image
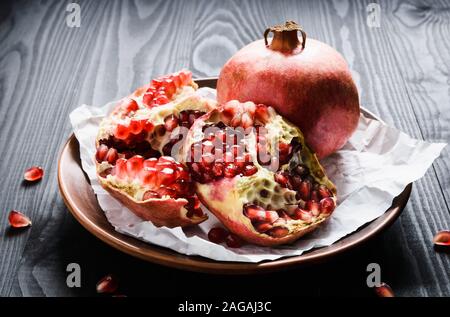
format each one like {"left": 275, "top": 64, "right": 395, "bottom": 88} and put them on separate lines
{"left": 243, "top": 164, "right": 258, "bottom": 176}
{"left": 126, "top": 156, "right": 144, "bottom": 177}
{"left": 208, "top": 227, "right": 229, "bottom": 244}
{"left": 143, "top": 120, "right": 154, "bottom": 132}
{"left": 122, "top": 98, "right": 139, "bottom": 113}
{"left": 310, "top": 190, "right": 320, "bottom": 202}
{"left": 144, "top": 158, "right": 158, "bottom": 168}
{"left": 95, "top": 144, "right": 109, "bottom": 163}
{"left": 23, "top": 166, "right": 44, "bottom": 182}
{"left": 170, "top": 74, "right": 182, "bottom": 87}
{"left": 224, "top": 163, "right": 238, "bottom": 178}
{"left": 254, "top": 222, "right": 273, "bottom": 233}
{"left": 319, "top": 197, "right": 335, "bottom": 214}
{"left": 143, "top": 190, "right": 160, "bottom": 200}
{"left": 178, "top": 70, "right": 192, "bottom": 85}
{"left": 8, "top": 210, "right": 32, "bottom": 228}
{"left": 318, "top": 185, "right": 331, "bottom": 199}
{"left": 154, "top": 95, "right": 170, "bottom": 105}
{"left": 298, "top": 180, "right": 311, "bottom": 200}
{"left": 244, "top": 205, "right": 279, "bottom": 223}
{"left": 293, "top": 208, "right": 313, "bottom": 222}
{"left": 255, "top": 104, "right": 270, "bottom": 123}
{"left": 128, "top": 119, "right": 143, "bottom": 134}
{"left": 115, "top": 158, "right": 128, "bottom": 179}
{"left": 226, "top": 234, "right": 243, "bottom": 248}
{"left": 158, "top": 167, "right": 176, "bottom": 186}
{"left": 433, "top": 230, "right": 450, "bottom": 248}
{"left": 115, "top": 124, "right": 130, "bottom": 140}
{"left": 162, "top": 78, "right": 176, "bottom": 97}
{"left": 96, "top": 274, "right": 119, "bottom": 294}
{"left": 105, "top": 148, "right": 118, "bottom": 164}
{"left": 268, "top": 226, "right": 289, "bottom": 238}
{"left": 306, "top": 200, "right": 320, "bottom": 216}
{"left": 143, "top": 92, "right": 155, "bottom": 107}
{"left": 164, "top": 114, "right": 179, "bottom": 132}
{"left": 140, "top": 167, "right": 157, "bottom": 185}
{"left": 274, "top": 172, "right": 291, "bottom": 188}
{"left": 155, "top": 186, "right": 177, "bottom": 198}
{"left": 374, "top": 283, "right": 394, "bottom": 297}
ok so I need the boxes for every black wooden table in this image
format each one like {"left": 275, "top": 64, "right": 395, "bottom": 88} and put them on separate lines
{"left": 1, "top": 0, "right": 449, "bottom": 297}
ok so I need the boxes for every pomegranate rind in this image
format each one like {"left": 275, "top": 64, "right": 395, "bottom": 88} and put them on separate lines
{"left": 98, "top": 176, "right": 207, "bottom": 228}
{"left": 184, "top": 103, "right": 337, "bottom": 246}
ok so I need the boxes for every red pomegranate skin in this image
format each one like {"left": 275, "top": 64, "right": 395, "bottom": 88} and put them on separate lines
{"left": 217, "top": 37, "right": 360, "bottom": 159}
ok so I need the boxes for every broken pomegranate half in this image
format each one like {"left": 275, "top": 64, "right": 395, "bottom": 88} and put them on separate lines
{"left": 182, "top": 100, "right": 337, "bottom": 246}
{"left": 95, "top": 70, "right": 216, "bottom": 227}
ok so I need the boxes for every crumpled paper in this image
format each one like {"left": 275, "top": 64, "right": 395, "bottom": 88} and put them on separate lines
{"left": 69, "top": 88, "right": 446, "bottom": 262}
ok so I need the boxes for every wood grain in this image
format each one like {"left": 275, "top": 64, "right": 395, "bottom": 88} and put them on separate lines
{"left": 0, "top": 0, "right": 448, "bottom": 297}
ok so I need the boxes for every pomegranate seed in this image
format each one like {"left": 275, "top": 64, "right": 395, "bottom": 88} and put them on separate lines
{"left": 143, "top": 190, "right": 160, "bottom": 200}
{"left": 291, "top": 175, "right": 302, "bottom": 188}
{"left": 143, "top": 120, "right": 154, "bottom": 132}
{"left": 255, "top": 104, "right": 270, "bottom": 123}
{"left": 241, "top": 112, "right": 254, "bottom": 128}
{"left": 243, "top": 164, "right": 257, "bottom": 176}
{"left": 244, "top": 205, "right": 279, "bottom": 223}
{"left": 294, "top": 164, "right": 309, "bottom": 176}
{"left": 179, "top": 110, "right": 189, "bottom": 123}
{"left": 268, "top": 226, "right": 289, "bottom": 238}
{"left": 158, "top": 167, "right": 176, "bottom": 186}
{"left": 129, "top": 119, "right": 143, "bottom": 134}
{"left": 208, "top": 227, "right": 229, "bottom": 244}
{"left": 298, "top": 180, "right": 312, "bottom": 200}
{"left": 151, "top": 78, "right": 163, "bottom": 89}
{"left": 162, "top": 78, "right": 176, "bottom": 97}
{"left": 306, "top": 201, "right": 320, "bottom": 216}
{"left": 144, "top": 158, "right": 158, "bottom": 168}
{"left": 24, "top": 166, "right": 44, "bottom": 182}
{"left": 155, "top": 186, "right": 177, "bottom": 198}
{"left": 310, "top": 190, "right": 320, "bottom": 202}
{"left": 170, "top": 74, "right": 182, "bottom": 87}
{"left": 319, "top": 197, "right": 335, "bottom": 214}
{"left": 211, "top": 162, "right": 224, "bottom": 177}
{"left": 433, "top": 230, "right": 450, "bottom": 248}
{"left": 8, "top": 210, "right": 32, "bottom": 228}
{"left": 318, "top": 185, "right": 331, "bottom": 199}
{"left": 293, "top": 208, "right": 313, "bottom": 222}
{"left": 95, "top": 144, "right": 109, "bottom": 163}
{"left": 374, "top": 283, "right": 395, "bottom": 297}
{"left": 96, "top": 274, "right": 119, "bottom": 294}
{"left": 126, "top": 156, "right": 144, "bottom": 177}
{"left": 178, "top": 70, "right": 192, "bottom": 85}
{"left": 122, "top": 98, "right": 139, "bottom": 113}
{"left": 115, "top": 158, "right": 128, "bottom": 179}
{"left": 226, "top": 234, "right": 243, "bottom": 248}
{"left": 164, "top": 114, "right": 179, "bottom": 132}
{"left": 115, "top": 124, "right": 130, "bottom": 140}
{"left": 224, "top": 163, "right": 238, "bottom": 178}
{"left": 255, "top": 222, "right": 273, "bottom": 233}
{"left": 140, "top": 167, "right": 157, "bottom": 185}
{"left": 105, "top": 148, "right": 118, "bottom": 164}
{"left": 154, "top": 95, "right": 170, "bottom": 105}
{"left": 175, "top": 167, "right": 190, "bottom": 182}
{"left": 274, "top": 172, "right": 291, "bottom": 188}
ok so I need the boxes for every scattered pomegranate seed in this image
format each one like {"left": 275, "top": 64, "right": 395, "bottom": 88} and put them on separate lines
{"left": 8, "top": 210, "right": 32, "bottom": 228}
{"left": 374, "top": 283, "right": 394, "bottom": 297}
{"left": 208, "top": 227, "right": 229, "bottom": 244}
{"left": 433, "top": 230, "right": 450, "bottom": 250}
{"left": 96, "top": 274, "right": 119, "bottom": 294}
{"left": 24, "top": 166, "right": 44, "bottom": 182}
{"left": 225, "top": 234, "right": 243, "bottom": 248}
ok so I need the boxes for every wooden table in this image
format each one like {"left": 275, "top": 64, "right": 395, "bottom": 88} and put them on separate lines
{"left": 0, "top": 0, "right": 448, "bottom": 297}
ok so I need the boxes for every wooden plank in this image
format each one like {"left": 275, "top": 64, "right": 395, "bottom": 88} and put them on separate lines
{"left": 0, "top": 0, "right": 448, "bottom": 297}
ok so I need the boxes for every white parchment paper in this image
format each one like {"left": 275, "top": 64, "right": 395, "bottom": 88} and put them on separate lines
{"left": 70, "top": 88, "right": 446, "bottom": 262}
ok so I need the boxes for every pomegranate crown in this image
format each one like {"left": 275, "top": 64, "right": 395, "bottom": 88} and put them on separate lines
{"left": 264, "top": 20, "right": 307, "bottom": 53}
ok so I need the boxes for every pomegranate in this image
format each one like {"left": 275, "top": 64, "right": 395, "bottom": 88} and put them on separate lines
{"left": 217, "top": 21, "right": 360, "bottom": 158}
{"left": 96, "top": 274, "right": 119, "bottom": 294}
{"left": 374, "top": 283, "right": 395, "bottom": 297}
{"left": 182, "top": 100, "right": 337, "bottom": 246}
{"left": 95, "top": 70, "right": 216, "bottom": 228}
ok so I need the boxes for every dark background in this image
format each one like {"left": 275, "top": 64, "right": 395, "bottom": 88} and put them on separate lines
{"left": 0, "top": 0, "right": 449, "bottom": 297}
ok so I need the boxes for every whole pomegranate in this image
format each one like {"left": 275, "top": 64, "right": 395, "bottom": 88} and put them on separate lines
{"left": 217, "top": 21, "right": 360, "bottom": 158}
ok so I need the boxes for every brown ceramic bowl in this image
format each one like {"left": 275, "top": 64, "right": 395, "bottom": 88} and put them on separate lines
{"left": 58, "top": 78, "right": 412, "bottom": 274}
